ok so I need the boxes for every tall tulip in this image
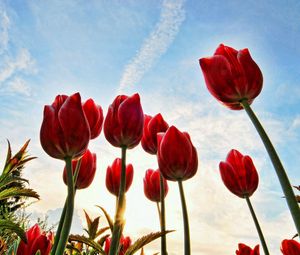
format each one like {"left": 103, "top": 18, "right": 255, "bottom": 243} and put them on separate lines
{"left": 157, "top": 126, "right": 198, "bottom": 255}
{"left": 40, "top": 92, "right": 90, "bottom": 160}
{"left": 236, "top": 243, "right": 260, "bottom": 255}
{"left": 220, "top": 149, "right": 269, "bottom": 255}
{"left": 63, "top": 149, "right": 96, "bottom": 189}
{"left": 83, "top": 98, "right": 104, "bottom": 139}
{"left": 106, "top": 158, "right": 134, "bottom": 196}
{"left": 141, "top": 114, "right": 169, "bottom": 155}
{"left": 104, "top": 93, "right": 144, "bottom": 149}
{"left": 219, "top": 149, "right": 258, "bottom": 198}
{"left": 141, "top": 113, "right": 169, "bottom": 255}
{"left": 40, "top": 93, "right": 91, "bottom": 255}
{"left": 157, "top": 126, "right": 198, "bottom": 181}
{"left": 105, "top": 93, "right": 143, "bottom": 255}
{"left": 281, "top": 239, "right": 300, "bottom": 255}
{"left": 199, "top": 44, "right": 263, "bottom": 110}
{"left": 200, "top": 44, "right": 300, "bottom": 236}
{"left": 144, "top": 169, "right": 168, "bottom": 202}
{"left": 17, "top": 224, "right": 53, "bottom": 255}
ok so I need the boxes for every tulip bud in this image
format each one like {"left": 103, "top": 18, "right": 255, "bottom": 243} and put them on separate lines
{"left": 63, "top": 149, "right": 97, "bottom": 189}
{"left": 141, "top": 114, "right": 169, "bottom": 155}
{"left": 157, "top": 126, "right": 198, "bottom": 181}
{"left": 106, "top": 158, "right": 134, "bottom": 196}
{"left": 219, "top": 149, "right": 259, "bottom": 198}
{"left": 83, "top": 98, "right": 104, "bottom": 139}
{"left": 281, "top": 239, "right": 300, "bottom": 255}
{"left": 199, "top": 44, "right": 263, "bottom": 110}
{"left": 104, "top": 236, "right": 131, "bottom": 255}
{"left": 104, "top": 93, "right": 144, "bottom": 149}
{"left": 236, "top": 243, "right": 260, "bottom": 255}
{"left": 143, "top": 169, "right": 169, "bottom": 202}
{"left": 40, "top": 93, "right": 91, "bottom": 159}
{"left": 17, "top": 224, "right": 53, "bottom": 255}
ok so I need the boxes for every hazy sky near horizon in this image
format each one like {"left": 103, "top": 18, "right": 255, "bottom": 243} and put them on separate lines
{"left": 0, "top": 1, "right": 300, "bottom": 254}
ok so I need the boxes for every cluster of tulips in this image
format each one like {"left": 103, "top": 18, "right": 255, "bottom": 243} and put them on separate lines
{"left": 14, "top": 44, "right": 300, "bottom": 255}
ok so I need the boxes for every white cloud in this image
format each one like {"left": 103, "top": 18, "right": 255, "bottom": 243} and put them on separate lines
{"left": 0, "top": 8, "right": 9, "bottom": 54}
{"left": 118, "top": 0, "right": 185, "bottom": 93}
{"left": 0, "top": 48, "right": 37, "bottom": 84}
{"left": 7, "top": 77, "right": 31, "bottom": 96}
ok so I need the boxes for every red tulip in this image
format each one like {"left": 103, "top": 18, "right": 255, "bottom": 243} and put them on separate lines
{"left": 17, "top": 224, "right": 53, "bottom": 255}
{"left": 144, "top": 169, "right": 169, "bottom": 202}
{"left": 281, "top": 239, "right": 300, "bottom": 255}
{"left": 104, "top": 236, "right": 131, "bottom": 255}
{"left": 236, "top": 243, "right": 260, "bottom": 255}
{"left": 106, "top": 158, "right": 134, "bottom": 196}
{"left": 141, "top": 114, "right": 169, "bottom": 154}
{"left": 104, "top": 93, "right": 144, "bottom": 149}
{"left": 83, "top": 98, "right": 104, "bottom": 139}
{"left": 40, "top": 92, "right": 90, "bottom": 159}
{"left": 157, "top": 126, "right": 198, "bottom": 181}
{"left": 63, "top": 149, "right": 96, "bottom": 189}
{"left": 199, "top": 44, "right": 263, "bottom": 110}
{"left": 219, "top": 149, "right": 259, "bottom": 198}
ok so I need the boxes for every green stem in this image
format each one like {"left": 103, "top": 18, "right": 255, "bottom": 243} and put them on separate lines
{"left": 51, "top": 200, "right": 67, "bottom": 255}
{"left": 241, "top": 100, "right": 300, "bottom": 237}
{"left": 245, "top": 196, "right": 270, "bottom": 255}
{"left": 156, "top": 202, "right": 161, "bottom": 224}
{"left": 51, "top": 159, "right": 82, "bottom": 255}
{"left": 109, "top": 146, "right": 127, "bottom": 255}
{"left": 160, "top": 173, "right": 168, "bottom": 255}
{"left": 178, "top": 180, "right": 190, "bottom": 255}
{"left": 55, "top": 157, "right": 75, "bottom": 255}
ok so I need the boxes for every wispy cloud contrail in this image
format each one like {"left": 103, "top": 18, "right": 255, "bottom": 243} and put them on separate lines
{"left": 118, "top": 0, "right": 185, "bottom": 93}
{"left": 0, "top": 8, "right": 10, "bottom": 55}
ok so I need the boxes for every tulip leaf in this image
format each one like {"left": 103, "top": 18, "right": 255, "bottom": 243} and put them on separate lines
{"left": 0, "top": 219, "right": 27, "bottom": 243}
{"left": 96, "top": 205, "right": 114, "bottom": 232}
{"left": 124, "top": 230, "right": 174, "bottom": 255}
{"left": 68, "top": 234, "right": 106, "bottom": 255}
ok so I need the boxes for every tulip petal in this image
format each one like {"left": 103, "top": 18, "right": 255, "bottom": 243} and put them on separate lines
{"left": 238, "top": 48, "right": 263, "bottom": 100}
{"left": 58, "top": 93, "right": 90, "bottom": 158}
{"left": 118, "top": 93, "right": 144, "bottom": 148}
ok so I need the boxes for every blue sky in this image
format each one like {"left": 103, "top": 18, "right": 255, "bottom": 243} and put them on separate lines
{"left": 0, "top": 1, "right": 300, "bottom": 254}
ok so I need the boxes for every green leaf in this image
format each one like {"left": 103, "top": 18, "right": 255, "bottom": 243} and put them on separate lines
{"left": 66, "top": 244, "right": 82, "bottom": 254}
{"left": 0, "top": 219, "right": 27, "bottom": 243}
{"left": 96, "top": 227, "right": 110, "bottom": 239}
{"left": 5, "top": 140, "right": 12, "bottom": 167}
{"left": 96, "top": 205, "right": 113, "bottom": 232}
{"left": 0, "top": 187, "right": 39, "bottom": 201}
{"left": 89, "top": 216, "right": 100, "bottom": 239}
{"left": 124, "top": 231, "right": 174, "bottom": 255}
{"left": 84, "top": 209, "right": 92, "bottom": 228}
{"left": 0, "top": 176, "right": 29, "bottom": 191}
{"left": 97, "top": 234, "right": 110, "bottom": 247}
{"left": 68, "top": 234, "right": 106, "bottom": 255}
